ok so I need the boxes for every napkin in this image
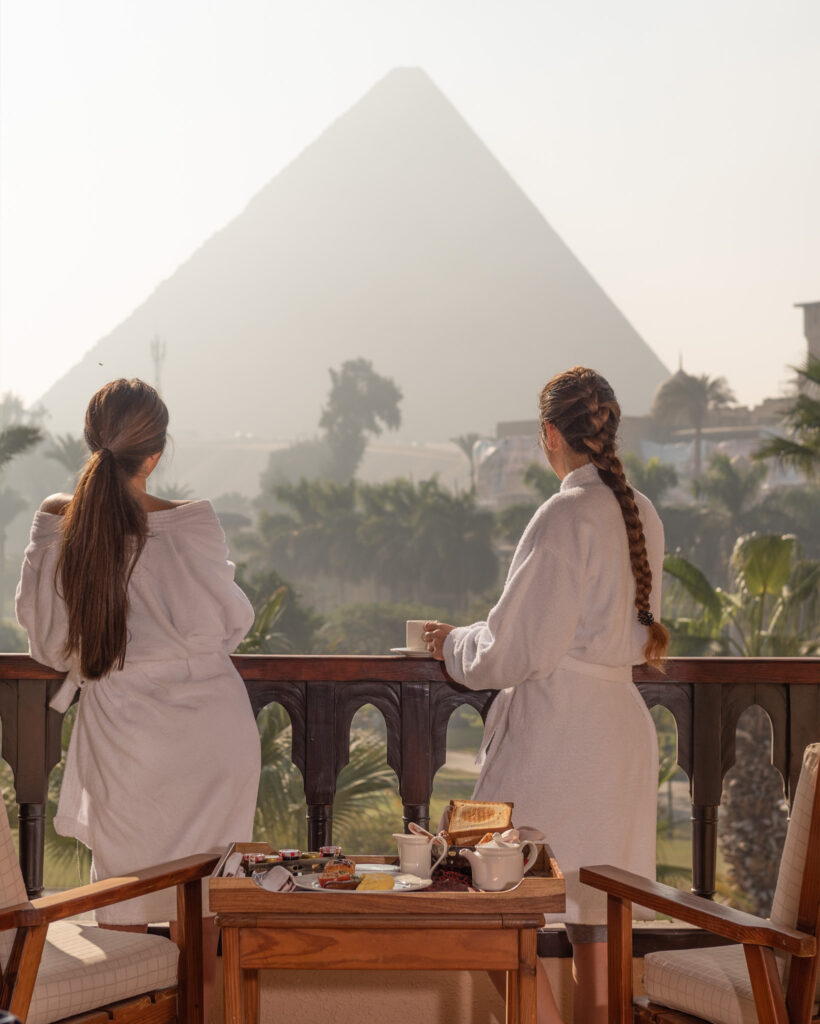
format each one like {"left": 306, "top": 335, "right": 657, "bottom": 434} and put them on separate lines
{"left": 252, "top": 865, "right": 296, "bottom": 892}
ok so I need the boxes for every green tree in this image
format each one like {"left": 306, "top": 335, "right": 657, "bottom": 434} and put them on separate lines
{"left": 314, "top": 601, "right": 451, "bottom": 655}
{"left": 238, "top": 594, "right": 400, "bottom": 851}
{"left": 451, "top": 433, "right": 481, "bottom": 491}
{"left": 358, "top": 477, "right": 498, "bottom": 608}
{"left": 622, "top": 454, "right": 679, "bottom": 507}
{"left": 239, "top": 479, "right": 366, "bottom": 606}
{"left": 234, "top": 568, "right": 322, "bottom": 654}
{"left": 494, "top": 463, "right": 560, "bottom": 547}
{"left": 694, "top": 453, "right": 768, "bottom": 536}
{"left": 755, "top": 356, "right": 820, "bottom": 478}
{"left": 319, "top": 358, "right": 402, "bottom": 481}
{"left": 663, "top": 537, "right": 819, "bottom": 912}
{"left": 44, "top": 433, "right": 87, "bottom": 488}
{"left": 0, "top": 487, "right": 28, "bottom": 571}
{"left": 153, "top": 481, "right": 195, "bottom": 500}
{"left": 663, "top": 534, "right": 820, "bottom": 658}
{"left": 0, "top": 400, "right": 46, "bottom": 616}
{"left": 522, "top": 463, "right": 561, "bottom": 502}
{"left": 651, "top": 370, "right": 735, "bottom": 479}
{"left": 0, "top": 425, "right": 43, "bottom": 469}
{"left": 0, "top": 392, "right": 47, "bottom": 430}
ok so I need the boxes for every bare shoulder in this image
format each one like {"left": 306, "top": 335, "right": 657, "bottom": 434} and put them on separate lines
{"left": 142, "top": 493, "right": 195, "bottom": 512}
{"left": 39, "top": 493, "right": 72, "bottom": 515}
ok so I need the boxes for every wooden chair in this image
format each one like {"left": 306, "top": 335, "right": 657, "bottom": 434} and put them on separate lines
{"left": 0, "top": 801, "right": 218, "bottom": 1024}
{"left": 580, "top": 741, "right": 820, "bottom": 1024}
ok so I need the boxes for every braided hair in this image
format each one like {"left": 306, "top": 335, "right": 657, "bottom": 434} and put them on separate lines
{"left": 539, "top": 366, "right": 668, "bottom": 668}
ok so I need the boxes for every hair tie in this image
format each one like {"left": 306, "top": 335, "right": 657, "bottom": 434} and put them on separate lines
{"left": 637, "top": 609, "right": 654, "bottom": 627}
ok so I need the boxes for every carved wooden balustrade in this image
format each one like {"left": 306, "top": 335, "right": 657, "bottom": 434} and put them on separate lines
{"left": 2, "top": 653, "right": 819, "bottom": 907}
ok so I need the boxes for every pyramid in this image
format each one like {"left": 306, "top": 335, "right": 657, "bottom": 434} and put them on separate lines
{"left": 40, "top": 68, "right": 669, "bottom": 441}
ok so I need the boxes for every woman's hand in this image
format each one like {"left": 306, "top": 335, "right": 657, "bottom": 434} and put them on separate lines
{"left": 424, "top": 621, "right": 455, "bottom": 661}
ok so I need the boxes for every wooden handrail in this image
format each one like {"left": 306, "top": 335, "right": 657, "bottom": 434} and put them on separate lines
{"left": 1, "top": 653, "right": 819, "bottom": 899}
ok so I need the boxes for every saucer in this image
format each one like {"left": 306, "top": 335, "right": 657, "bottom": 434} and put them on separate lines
{"left": 390, "top": 647, "right": 434, "bottom": 658}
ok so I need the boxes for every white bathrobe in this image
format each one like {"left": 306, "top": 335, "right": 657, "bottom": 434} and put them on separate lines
{"left": 16, "top": 500, "right": 261, "bottom": 923}
{"left": 444, "top": 463, "right": 662, "bottom": 924}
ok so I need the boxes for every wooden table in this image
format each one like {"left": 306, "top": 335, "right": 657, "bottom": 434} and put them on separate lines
{"left": 211, "top": 846, "right": 565, "bottom": 1024}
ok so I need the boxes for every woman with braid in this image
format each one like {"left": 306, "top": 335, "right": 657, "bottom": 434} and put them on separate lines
{"left": 16, "top": 379, "right": 260, "bottom": 1018}
{"left": 425, "top": 367, "right": 668, "bottom": 1024}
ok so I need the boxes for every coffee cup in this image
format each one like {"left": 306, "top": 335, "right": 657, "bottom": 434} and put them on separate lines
{"left": 405, "top": 620, "right": 428, "bottom": 652}
{"left": 392, "top": 832, "right": 448, "bottom": 879}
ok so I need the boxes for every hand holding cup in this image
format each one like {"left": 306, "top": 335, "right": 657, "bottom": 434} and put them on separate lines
{"left": 423, "top": 620, "right": 455, "bottom": 660}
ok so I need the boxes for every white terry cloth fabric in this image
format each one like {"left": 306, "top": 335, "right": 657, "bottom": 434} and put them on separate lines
{"left": 443, "top": 463, "right": 663, "bottom": 925}
{"left": 16, "top": 500, "right": 261, "bottom": 924}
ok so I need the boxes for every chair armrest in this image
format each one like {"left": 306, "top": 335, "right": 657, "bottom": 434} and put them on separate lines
{"left": 0, "top": 901, "right": 41, "bottom": 929}
{"left": 580, "top": 865, "right": 815, "bottom": 957}
{"left": 28, "top": 853, "right": 220, "bottom": 924}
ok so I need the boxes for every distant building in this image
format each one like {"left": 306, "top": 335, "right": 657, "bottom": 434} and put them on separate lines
{"left": 796, "top": 300, "right": 820, "bottom": 364}
{"left": 476, "top": 301, "right": 818, "bottom": 504}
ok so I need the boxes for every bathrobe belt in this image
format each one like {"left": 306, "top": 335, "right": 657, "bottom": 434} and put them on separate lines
{"left": 48, "top": 651, "right": 235, "bottom": 714}
{"left": 475, "top": 653, "right": 634, "bottom": 766}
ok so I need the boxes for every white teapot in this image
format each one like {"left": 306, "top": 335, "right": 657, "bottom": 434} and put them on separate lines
{"left": 462, "top": 838, "right": 538, "bottom": 891}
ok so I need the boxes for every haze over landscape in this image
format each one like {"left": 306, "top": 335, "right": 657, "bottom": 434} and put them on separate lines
{"left": 2, "top": 0, "right": 818, "bottom": 431}
{"left": 37, "top": 69, "right": 670, "bottom": 441}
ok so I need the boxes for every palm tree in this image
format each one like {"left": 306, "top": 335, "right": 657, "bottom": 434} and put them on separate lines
{"left": 755, "top": 356, "right": 820, "bottom": 478}
{"left": 522, "top": 463, "right": 560, "bottom": 502}
{"left": 319, "top": 358, "right": 402, "bottom": 481}
{"left": 44, "top": 433, "right": 87, "bottom": 488}
{"left": 663, "top": 536, "right": 819, "bottom": 912}
{"left": 651, "top": 370, "right": 736, "bottom": 479}
{"left": 0, "top": 487, "right": 28, "bottom": 569}
{"left": 358, "top": 478, "right": 497, "bottom": 609}
{"left": 621, "top": 454, "right": 679, "bottom": 507}
{"left": 0, "top": 424, "right": 43, "bottom": 611}
{"left": 242, "top": 479, "right": 366, "bottom": 604}
{"left": 0, "top": 424, "right": 42, "bottom": 469}
{"left": 451, "top": 433, "right": 481, "bottom": 490}
{"left": 663, "top": 534, "right": 819, "bottom": 658}
{"left": 694, "top": 454, "right": 767, "bottom": 531}
{"left": 153, "top": 481, "right": 195, "bottom": 500}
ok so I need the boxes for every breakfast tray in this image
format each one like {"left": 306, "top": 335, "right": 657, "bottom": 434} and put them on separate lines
{"left": 209, "top": 842, "right": 565, "bottom": 917}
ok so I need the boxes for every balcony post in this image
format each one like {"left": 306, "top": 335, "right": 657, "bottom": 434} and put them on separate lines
{"left": 0, "top": 675, "right": 64, "bottom": 897}
{"left": 689, "top": 681, "right": 724, "bottom": 899}
{"left": 397, "top": 682, "right": 435, "bottom": 833}
{"left": 307, "top": 804, "right": 334, "bottom": 850}
{"left": 303, "top": 680, "right": 338, "bottom": 849}
{"left": 18, "top": 803, "right": 47, "bottom": 898}
{"left": 690, "top": 805, "right": 719, "bottom": 900}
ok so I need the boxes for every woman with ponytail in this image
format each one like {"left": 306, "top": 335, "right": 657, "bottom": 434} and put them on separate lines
{"left": 424, "top": 367, "right": 668, "bottom": 1024}
{"left": 16, "top": 379, "right": 260, "bottom": 1016}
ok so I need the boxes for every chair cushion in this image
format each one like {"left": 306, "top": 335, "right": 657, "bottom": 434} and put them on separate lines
{"left": 643, "top": 944, "right": 777, "bottom": 1024}
{"left": 771, "top": 742, "right": 819, "bottom": 931}
{"left": 769, "top": 742, "right": 820, "bottom": 999}
{"left": 25, "top": 921, "right": 178, "bottom": 1024}
{"left": 0, "top": 804, "right": 30, "bottom": 967}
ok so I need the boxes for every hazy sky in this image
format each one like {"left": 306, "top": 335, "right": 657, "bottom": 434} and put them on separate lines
{"left": 1, "top": 0, "right": 818, "bottom": 414}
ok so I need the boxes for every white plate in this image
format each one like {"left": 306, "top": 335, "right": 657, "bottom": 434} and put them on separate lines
{"left": 390, "top": 647, "right": 434, "bottom": 658}
{"left": 293, "top": 868, "right": 433, "bottom": 893}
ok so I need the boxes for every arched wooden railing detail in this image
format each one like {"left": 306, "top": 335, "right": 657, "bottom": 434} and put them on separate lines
{"left": 1, "top": 654, "right": 818, "bottom": 900}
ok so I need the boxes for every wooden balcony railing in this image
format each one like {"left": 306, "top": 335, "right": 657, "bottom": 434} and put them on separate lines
{"left": 2, "top": 654, "right": 819, "bottom": 903}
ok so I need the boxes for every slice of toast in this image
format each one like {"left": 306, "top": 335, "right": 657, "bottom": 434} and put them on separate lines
{"left": 445, "top": 799, "right": 514, "bottom": 846}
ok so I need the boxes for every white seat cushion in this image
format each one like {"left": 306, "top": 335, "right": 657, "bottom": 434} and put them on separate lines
{"left": 25, "top": 920, "right": 178, "bottom": 1024}
{"left": 643, "top": 944, "right": 770, "bottom": 1024}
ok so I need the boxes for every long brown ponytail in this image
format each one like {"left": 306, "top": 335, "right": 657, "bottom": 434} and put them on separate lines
{"left": 539, "top": 367, "right": 669, "bottom": 668}
{"left": 58, "top": 379, "right": 168, "bottom": 678}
